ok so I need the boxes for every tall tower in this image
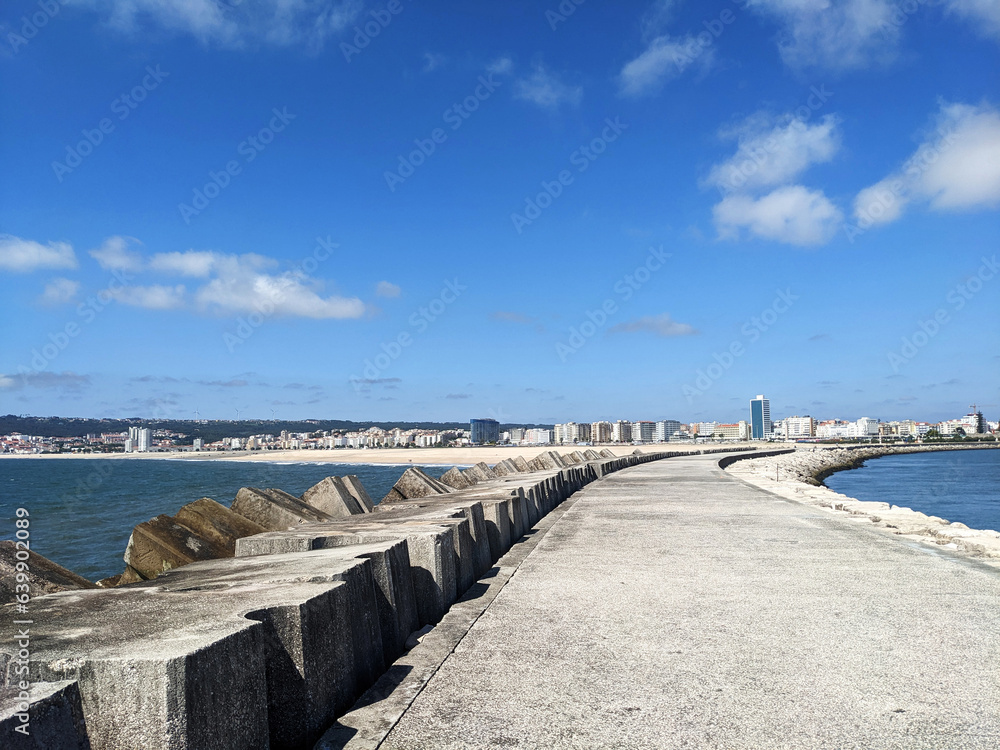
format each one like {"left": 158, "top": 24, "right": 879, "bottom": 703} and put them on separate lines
{"left": 750, "top": 394, "right": 771, "bottom": 440}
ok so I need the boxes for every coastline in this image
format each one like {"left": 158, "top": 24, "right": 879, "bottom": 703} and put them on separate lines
{"left": 724, "top": 444, "right": 1000, "bottom": 568}
{"left": 0, "top": 442, "right": 759, "bottom": 466}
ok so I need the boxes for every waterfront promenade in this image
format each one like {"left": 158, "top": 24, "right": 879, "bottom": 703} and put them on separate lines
{"left": 341, "top": 452, "right": 1000, "bottom": 749}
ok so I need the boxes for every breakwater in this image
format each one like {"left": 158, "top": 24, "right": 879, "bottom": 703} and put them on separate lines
{"left": 0, "top": 447, "right": 749, "bottom": 748}
{"left": 724, "top": 444, "right": 1000, "bottom": 563}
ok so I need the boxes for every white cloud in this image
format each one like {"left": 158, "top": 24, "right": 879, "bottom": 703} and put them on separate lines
{"left": 513, "top": 64, "right": 582, "bottom": 109}
{"left": 945, "top": 0, "right": 1000, "bottom": 40}
{"left": 618, "top": 34, "right": 713, "bottom": 97}
{"left": 149, "top": 250, "right": 219, "bottom": 277}
{"left": 69, "top": 0, "right": 364, "bottom": 49}
{"left": 486, "top": 56, "right": 513, "bottom": 75}
{"left": 40, "top": 278, "right": 81, "bottom": 305}
{"left": 110, "top": 284, "right": 187, "bottom": 309}
{"left": 193, "top": 254, "right": 365, "bottom": 319}
{"left": 706, "top": 113, "right": 841, "bottom": 193}
{"left": 89, "top": 235, "right": 144, "bottom": 271}
{"left": 0, "top": 235, "right": 77, "bottom": 272}
{"left": 748, "top": 0, "right": 898, "bottom": 70}
{"left": 608, "top": 313, "right": 697, "bottom": 337}
{"left": 375, "top": 281, "right": 401, "bottom": 298}
{"left": 714, "top": 186, "right": 843, "bottom": 246}
{"left": 853, "top": 102, "right": 1000, "bottom": 226}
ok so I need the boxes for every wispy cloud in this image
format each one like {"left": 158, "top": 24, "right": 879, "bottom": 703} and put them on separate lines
{"left": 110, "top": 284, "right": 186, "bottom": 310}
{"left": 618, "top": 34, "right": 712, "bottom": 97}
{"left": 514, "top": 64, "right": 582, "bottom": 109}
{"left": 608, "top": 313, "right": 697, "bottom": 337}
{"left": 0, "top": 371, "right": 91, "bottom": 391}
{"left": 39, "top": 278, "right": 80, "bottom": 305}
{"left": 0, "top": 235, "right": 77, "bottom": 272}
{"left": 90, "top": 235, "right": 144, "bottom": 271}
{"left": 375, "top": 281, "right": 401, "bottom": 298}
{"left": 446, "top": 393, "right": 472, "bottom": 399}
{"left": 71, "top": 0, "right": 365, "bottom": 51}
{"left": 853, "top": 101, "right": 1000, "bottom": 227}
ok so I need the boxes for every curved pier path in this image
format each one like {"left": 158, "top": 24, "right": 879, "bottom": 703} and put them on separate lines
{"left": 335, "top": 451, "right": 1000, "bottom": 749}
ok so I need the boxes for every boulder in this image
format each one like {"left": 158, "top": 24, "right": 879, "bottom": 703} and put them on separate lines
{"left": 302, "top": 477, "right": 364, "bottom": 519}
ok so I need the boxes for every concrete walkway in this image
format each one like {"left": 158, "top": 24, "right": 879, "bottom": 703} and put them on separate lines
{"left": 374, "top": 453, "right": 1000, "bottom": 749}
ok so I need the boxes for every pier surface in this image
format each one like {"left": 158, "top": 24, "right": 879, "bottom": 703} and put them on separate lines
{"left": 369, "top": 453, "right": 1000, "bottom": 749}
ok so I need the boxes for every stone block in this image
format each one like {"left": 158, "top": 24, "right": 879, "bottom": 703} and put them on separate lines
{"left": 302, "top": 477, "right": 365, "bottom": 519}
{"left": 122, "top": 515, "right": 231, "bottom": 581}
{"left": 174, "top": 497, "right": 266, "bottom": 555}
{"left": 512, "top": 456, "right": 531, "bottom": 472}
{"left": 439, "top": 467, "right": 473, "bottom": 490}
{"left": 342, "top": 475, "right": 375, "bottom": 512}
{"left": 384, "top": 468, "right": 453, "bottom": 502}
{"left": 0, "top": 680, "right": 89, "bottom": 750}
{"left": 230, "top": 487, "right": 334, "bottom": 531}
{"left": 0, "top": 542, "right": 95, "bottom": 606}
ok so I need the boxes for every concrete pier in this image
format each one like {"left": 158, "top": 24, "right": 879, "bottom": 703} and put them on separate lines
{"left": 342, "top": 452, "right": 1000, "bottom": 749}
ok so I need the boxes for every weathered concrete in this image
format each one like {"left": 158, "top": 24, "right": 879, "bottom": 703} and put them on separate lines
{"left": 174, "top": 497, "right": 267, "bottom": 554}
{"left": 373, "top": 453, "right": 1000, "bottom": 750}
{"left": 382, "top": 467, "right": 453, "bottom": 503}
{"left": 438, "top": 467, "right": 473, "bottom": 490}
{"left": 122, "top": 514, "right": 230, "bottom": 581}
{"left": 302, "top": 476, "right": 366, "bottom": 518}
{"left": 231, "top": 486, "right": 335, "bottom": 530}
{"left": 0, "top": 680, "right": 89, "bottom": 749}
{"left": 0, "top": 542, "right": 95, "bottom": 606}
{"left": 511, "top": 456, "right": 531, "bottom": 472}
{"left": 342, "top": 475, "right": 375, "bottom": 513}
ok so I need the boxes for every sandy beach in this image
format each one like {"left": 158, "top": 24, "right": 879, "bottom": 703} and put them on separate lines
{"left": 0, "top": 442, "right": 763, "bottom": 466}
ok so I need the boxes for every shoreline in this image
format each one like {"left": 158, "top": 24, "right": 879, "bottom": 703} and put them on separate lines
{"left": 724, "top": 444, "right": 1000, "bottom": 567}
{"left": 0, "top": 442, "right": 761, "bottom": 466}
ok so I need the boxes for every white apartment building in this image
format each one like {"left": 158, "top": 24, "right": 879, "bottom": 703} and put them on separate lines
{"left": 783, "top": 416, "right": 815, "bottom": 439}
{"left": 654, "top": 420, "right": 681, "bottom": 442}
{"left": 612, "top": 420, "right": 633, "bottom": 443}
{"left": 590, "top": 421, "right": 613, "bottom": 443}
{"left": 632, "top": 421, "right": 656, "bottom": 443}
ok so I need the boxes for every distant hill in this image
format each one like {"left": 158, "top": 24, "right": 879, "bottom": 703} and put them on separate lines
{"left": 0, "top": 415, "right": 553, "bottom": 443}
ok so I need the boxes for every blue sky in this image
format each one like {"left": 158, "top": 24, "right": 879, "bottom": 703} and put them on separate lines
{"left": 1, "top": 0, "right": 998, "bottom": 426}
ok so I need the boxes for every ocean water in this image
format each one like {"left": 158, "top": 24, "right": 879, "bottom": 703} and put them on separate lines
{"left": 0, "top": 459, "right": 447, "bottom": 581}
{"left": 825, "top": 448, "right": 1000, "bottom": 532}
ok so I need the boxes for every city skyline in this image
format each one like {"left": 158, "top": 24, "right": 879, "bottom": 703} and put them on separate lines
{"left": 2, "top": 1, "right": 998, "bottom": 424}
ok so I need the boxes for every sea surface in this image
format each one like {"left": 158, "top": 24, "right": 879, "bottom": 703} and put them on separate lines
{"left": 0, "top": 459, "right": 447, "bottom": 581}
{"left": 825, "top": 448, "right": 1000, "bottom": 532}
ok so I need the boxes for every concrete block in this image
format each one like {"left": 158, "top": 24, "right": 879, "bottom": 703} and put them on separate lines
{"left": 385, "top": 468, "right": 453, "bottom": 502}
{"left": 474, "top": 462, "right": 498, "bottom": 479}
{"left": 569, "top": 451, "right": 587, "bottom": 464}
{"left": 527, "top": 456, "right": 547, "bottom": 472}
{"left": 490, "top": 461, "right": 513, "bottom": 477}
{"left": 461, "top": 465, "right": 492, "bottom": 484}
{"left": 0, "top": 680, "right": 89, "bottom": 750}
{"left": 230, "top": 487, "right": 335, "bottom": 531}
{"left": 0, "top": 542, "right": 95, "bottom": 606}
{"left": 341, "top": 475, "right": 375, "bottom": 512}
{"left": 478, "top": 497, "right": 512, "bottom": 562}
{"left": 599, "top": 448, "right": 616, "bottom": 458}
{"left": 439, "top": 467, "right": 473, "bottom": 490}
{"left": 512, "top": 456, "right": 531, "bottom": 472}
{"left": 584, "top": 449, "right": 601, "bottom": 460}
{"left": 122, "top": 515, "right": 231, "bottom": 581}
{"left": 174, "top": 497, "right": 267, "bottom": 554}
{"left": 302, "top": 477, "right": 365, "bottom": 519}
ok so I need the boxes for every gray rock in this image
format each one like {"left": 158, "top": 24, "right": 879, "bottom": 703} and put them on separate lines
{"left": 439, "top": 467, "right": 473, "bottom": 490}
{"left": 302, "top": 477, "right": 365, "bottom": 518}
{"left": 231, "top": 487, "right": 335, "bottom": 531}
{"left": 0, "top": 542, "right": 95, "bottom": 606}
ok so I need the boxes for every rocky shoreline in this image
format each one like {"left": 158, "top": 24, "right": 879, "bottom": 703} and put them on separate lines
{"left": 724, "top": 444, "right": 1000, "bottom": 567}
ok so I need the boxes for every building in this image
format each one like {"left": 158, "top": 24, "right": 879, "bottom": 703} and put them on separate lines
{"left": 521, "top": 428, "right": 553, "bottom": 445}
{"left": 611, "top": 420, "right": 633, "bottom": 443}
{"left": 694, "top": 421, "right": 719, "bottom": 437}
{"left": 554, "top": 422, "right": 591, "bottom": 445}
{"left": 654, "top": 420, "right": 681, "bottom": 442}
{"left": 750, "top": 395, "right": 772, "bottom": 440}
{"left": 631, "top": 421, "right": 656, "bottom": 443}
{"left": 192, "top": 438, "right": 204, "bottom": 450}
{"left": 847, "top": 417, "right": 879, "bottom": 439}
{"left": 590, "top": 421, "right": 613, "bottom": 443}
{"left": 716, "top": 421, "right": 749, "bottom": 440}
{"left": 470, "top": 418, "right": 500, "bottom": 445}
{"left": 783, "top": 416, "right": 815, "bottom": 439}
